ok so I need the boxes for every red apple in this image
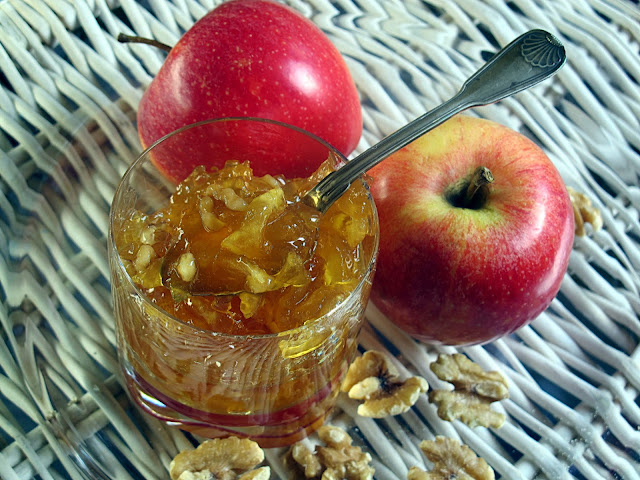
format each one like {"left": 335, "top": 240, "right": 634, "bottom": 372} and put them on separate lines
{"left": 136, "top": 0, "right": 362, "bottom": 183}
{"left": 368, "top": 115, "right": 574, "bottom": 346}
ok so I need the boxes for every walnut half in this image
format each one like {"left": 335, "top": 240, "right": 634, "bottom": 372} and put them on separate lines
{"left": 169, "top": 437, "right": 269, "bottom": 480}
{"left": 408, "top": 436, "right": 495, "bottom": 480}
{"left": 287, "top": 426, "right": 374, "bottom": 480}
{"left": 568, "top": 186, "right": 603, "bottom": 237}
{"left": 428, "top": 354, "right": 508, "bottom": 429}
{"left": 341, "top": 350, "right": 428, "bottom": 418}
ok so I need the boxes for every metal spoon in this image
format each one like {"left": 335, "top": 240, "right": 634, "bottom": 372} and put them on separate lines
{"left": 188, "top": 29, "right": 566, "bottom": 297}
{"left": 304, "top": 28, "right": 566, "bottom": 213}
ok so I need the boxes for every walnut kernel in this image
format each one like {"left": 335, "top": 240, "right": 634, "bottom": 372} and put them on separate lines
{"left": 134, "top": 244, "right": 156, "bottom": 272}
{"left": 406, "top": 467, "right": 429, "bottom": 480}
{"left": 207, "top": 186, "right": 248, "bottom": 211}
{"left": 169, "top": 437, "right": 268, "bottom": 480}
{"left": 238, "top": 468, "right": 270, "bottom": 480}
{"left": 429, "top": 354, "right": 508, "bottom": 428}
{"left": 341, "top": 350, "right": 428, "bottom": 418}
{"left": 290, "top": 443, "right": 323, "bottom": 478}
{"left": 177, "top": 252, "right": 197, "bottom": 282}
{"left": 568, "top": 186, "right": 603, "bottom": 237}
{"left": 409, "top": 436, "right": 495, "bottom": 480}
{"left": 140, "top": 225, "right": 157, "bottom": 244}
{"left": 287, "top": 426, "right": 374, "bottom": 480}
{"left": 199, "top": 196, "right": 226, "bottom": 232}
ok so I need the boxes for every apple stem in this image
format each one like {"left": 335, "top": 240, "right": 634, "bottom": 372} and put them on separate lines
{"left": 464, "top": 166, "right": 494, "bottom": 208}
{"left": 446, "top": 166, "right": 494, "bottom": 209}
{"left": 117, "top": 33, "right": 172, "bottom": 53}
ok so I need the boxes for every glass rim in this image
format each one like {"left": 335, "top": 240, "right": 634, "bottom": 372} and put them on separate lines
{"left": 139, "top": 116, "right": 350, "bottom": 169}
{"left": 108, "top": 116, "right": 379, "bottom": 340}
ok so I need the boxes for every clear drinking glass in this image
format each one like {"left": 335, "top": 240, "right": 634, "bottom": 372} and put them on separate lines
{"left": 108, "top": 118, "right": 378, "bottom": 447}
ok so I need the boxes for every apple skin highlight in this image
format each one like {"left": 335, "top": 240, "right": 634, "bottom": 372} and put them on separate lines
{"left": 137, "top": 0, "right": 362, "bottom": 183}
{"left": 368, "top": 115, "right": 575, "bottom": 346}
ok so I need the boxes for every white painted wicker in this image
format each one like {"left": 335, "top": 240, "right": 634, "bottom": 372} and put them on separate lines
{"left": 0, "top": 0, "right": 639, "bottom": 478}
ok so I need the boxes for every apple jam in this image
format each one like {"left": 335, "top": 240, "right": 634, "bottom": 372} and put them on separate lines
{"left": 115, "top": 159, "right": 376, "bottom": 335}
{"left": 109, "top": 118, "right": 379, "bottom": 447}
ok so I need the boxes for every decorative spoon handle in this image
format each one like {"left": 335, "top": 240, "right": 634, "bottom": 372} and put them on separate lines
{"left": 305, "top": 29, "right": 566, "bottom": 213}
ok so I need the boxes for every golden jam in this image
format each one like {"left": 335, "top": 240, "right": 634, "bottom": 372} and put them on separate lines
{"left": 116, "top": 159, "right": 376, "bottom": 335}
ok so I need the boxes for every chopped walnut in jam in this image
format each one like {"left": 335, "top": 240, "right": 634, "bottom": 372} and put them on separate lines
{"left": 408, "top": 436, "right": 495, "bottom": 480}
{"left": 169, "top": 437, "right": 269, "bottom": 480}
{"left": 341, "top": 350, "right": 428, "bottom": 418}
{"left": 429, "top": 353, "right": 508, "bottom": 429}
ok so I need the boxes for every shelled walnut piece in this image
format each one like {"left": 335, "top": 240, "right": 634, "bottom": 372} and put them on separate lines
{"left": 169, "top": 437, "right": 270, "bottom": 480}
{"left": 341, "top": 350, "right": 428, "bottom": 418}
{"left": 287, "top": 425, "right": 374, "bottom": 479}
{"left": 429, "top": 353, "right": 508, "bottom": 428}
{"left": 408, "top": 436, "right": 494, "bottom": 480}
{"left": 568, "top": 186, "right": 603, "bottom": 237}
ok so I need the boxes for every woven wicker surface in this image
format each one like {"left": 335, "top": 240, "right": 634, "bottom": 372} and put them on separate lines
{"left": 1, "top": 0, "right": 639, "bottom": 478}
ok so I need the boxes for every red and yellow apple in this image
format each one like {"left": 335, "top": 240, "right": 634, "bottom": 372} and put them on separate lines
{"left": 368, "top": 115, "right": 574, "bottom": 346}
{"left": 136, "top": 0, "right": 362, "bottom": 183}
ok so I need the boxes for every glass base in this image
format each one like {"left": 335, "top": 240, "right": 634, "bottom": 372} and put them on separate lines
{"left": 122, "top": 361, "right": 340, "bottom": 448}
